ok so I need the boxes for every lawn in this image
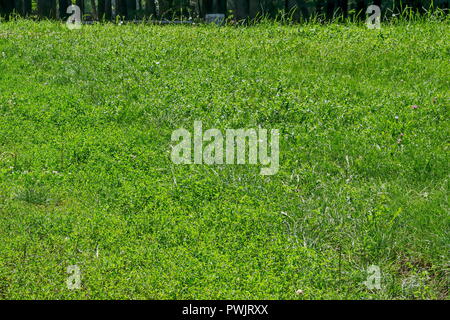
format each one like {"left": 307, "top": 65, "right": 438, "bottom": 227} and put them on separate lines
{"left": 0, "top": 17, "right": 448, "bottom": 299}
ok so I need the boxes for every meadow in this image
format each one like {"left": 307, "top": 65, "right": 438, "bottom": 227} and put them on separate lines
{"left": 0, "top": 16, "right": 448, "bottom": 299}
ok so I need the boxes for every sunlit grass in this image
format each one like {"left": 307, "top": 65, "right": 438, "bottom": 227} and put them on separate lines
{"left": 0, "top": 17, "right": 448, "bottom": 299}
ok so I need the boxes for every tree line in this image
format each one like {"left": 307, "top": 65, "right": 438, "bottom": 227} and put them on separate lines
{"left": 0, "top": 0, "right": 448, "bottom": 21}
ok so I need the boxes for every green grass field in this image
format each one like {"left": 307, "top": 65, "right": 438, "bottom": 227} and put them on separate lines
{"left": 0, "top": 18, "right": 448, "bottom": 299}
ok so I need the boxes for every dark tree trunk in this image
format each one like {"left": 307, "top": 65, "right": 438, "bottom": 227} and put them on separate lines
{"left": 0, "top": 0, "right": 15, "bottom": 16}
{"left": 324, "top": 0, "right": 348, "bottom": 19}
{"left": 235, "top": 0, "right": 249, "bottom": 19}
{"left": 325, "top": 0, "right": 334, "bottom": 18}
{"left": 98, "top": 0, "right": 112, "bottom": 20}
{"left": 218, "top": 0, "right": 226, "bottom": 13}
{"left": 76, "top": 0, "right": 84, "bottom": 15}
{"left": 296, "top": 0, "right": 309, "bottom": 19}
{"left": 355, "top": 0, "right": 366, "bottom": 15}
{"left": 14, "top": 0, "right": 24, "bottom": 15}
{"left": 24, "top": 0, "right": 32, "bottom": 15}
{"left": 205, "top": 0, "right": 226, "bottom": 13}
{"left": 144, "top": 0, "right": 156, "bottom": 17}
{"left": 127, "top": 0, "right": 136, "bottom": 19}
{"left": 59, "top": 0, "right": 71, "bottom": 19}
{"left": 284, "top": 0, "right": 309, "bottom": 20}
{"left": 90, "top": 0, "right": 97, "bottom": 19}
{"left": 105, "top": 0, "right": 112, "bottom": 20}
{"left": 339, "top": 0, "right": 348, "bottom": 17}
{"left": 249, "top": 0, "right": 259, "bottom": 18}
{"left": 98, "top": 0, "right": 105, "bottom": 19}
{"left": 117, "top": 0, "right": 127, "bottom": 18}
{"left": 374, "top": 0, "right": 381, "bottom": 7}
{"left": 38, "top": 0, "right": 57, "bottom": 18}
{"left": 315, "top": 0, "right": 327, "bottom": 16}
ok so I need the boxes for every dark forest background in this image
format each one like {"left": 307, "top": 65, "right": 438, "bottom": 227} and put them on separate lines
{"left": 0, "top": 0, "right": 449, "bottom": 21}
